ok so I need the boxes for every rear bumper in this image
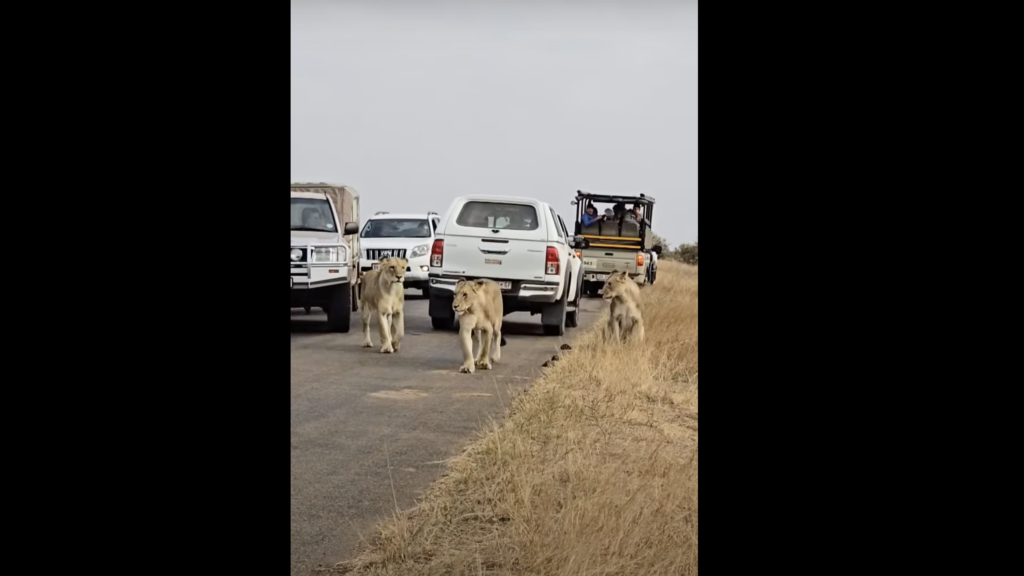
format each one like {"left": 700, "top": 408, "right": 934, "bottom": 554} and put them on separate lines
{"left": 582, "top": 271, "right": 642, "bottom": 282}
{"left": 428, "top": 273, "right": 560, "bottom": 303}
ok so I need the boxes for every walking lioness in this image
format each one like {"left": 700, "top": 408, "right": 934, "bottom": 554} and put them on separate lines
{"left": 602, "top": 270, "right": 644, "bottom": 343}
{"left": 453, "top": 278, "right": 504, "bottom": 373}
{"left": 359, "top": 257, "right": 408, "bottom": 353}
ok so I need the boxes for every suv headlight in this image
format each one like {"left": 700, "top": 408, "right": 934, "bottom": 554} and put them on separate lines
{"left": 290, "top": 248, "right": 303, "bottom": 262}
{"left": 311, "top": 246, "right": 345, "bottom": 263}
{"left": 410, "top": 244, "right": 429, "bottom": 258}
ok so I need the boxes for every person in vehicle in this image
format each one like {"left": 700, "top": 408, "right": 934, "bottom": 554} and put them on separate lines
{"left": 303, "top": 208, "right": 324, "bottom": 228}
{"left": 582, "top": 203, "right": 606, "bottom": 227}
{"left": 629, "top": 203, "right": 651, "bottom": 227}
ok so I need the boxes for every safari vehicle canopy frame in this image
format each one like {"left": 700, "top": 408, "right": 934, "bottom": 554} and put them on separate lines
{"left": 571, "top": 190, "right": 656, "bottom": 251}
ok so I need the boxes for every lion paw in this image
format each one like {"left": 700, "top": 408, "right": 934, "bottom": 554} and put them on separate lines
{"left": 475, "top": 360, "right": 492, "bottom": 370}
{"left": 362, "top": 341, "right": 373, "bottom": 348}
{"left": 459, "top": 365, "right": 475, "bottom": 374}
{"left": 380, "top": 344, "right": 395, "bottom": 354}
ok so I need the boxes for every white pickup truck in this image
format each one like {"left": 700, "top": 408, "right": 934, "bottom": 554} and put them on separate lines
{"left": 427, "top": 195, "right": 589, "bottom": 336}
{"left": 290, "top": 183, "right": 361, "bottom": 332}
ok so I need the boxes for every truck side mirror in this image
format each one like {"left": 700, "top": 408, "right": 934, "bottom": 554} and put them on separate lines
{"left": 343, "top": 222, "right": 359, "bottom": 235}
{"left": 572, "top": 236, "right": 590, "bottom": 249}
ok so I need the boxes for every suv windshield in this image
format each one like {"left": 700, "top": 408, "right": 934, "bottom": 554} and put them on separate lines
{"left": 361, "top": 218, "right": 432, "bottom": 238}
{"left": 456, "top": 202, "right": 539, "bottom": 230}
{"left": 291, "top": 198, "right": 337, "bottom": 232}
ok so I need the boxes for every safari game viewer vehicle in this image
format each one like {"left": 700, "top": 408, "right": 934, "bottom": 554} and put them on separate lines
{"left": 427, "top": 195, "right": 589, "bottom": 336}
{"left": 572, "top": 190, "right": 662, "bottom": 296}
{"left": 291, "top": 183, "right": 361, "bottom": 332}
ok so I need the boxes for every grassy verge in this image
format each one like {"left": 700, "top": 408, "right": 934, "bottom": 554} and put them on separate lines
{"left": 328, "top": 261, "right": 698, "bottom": 576}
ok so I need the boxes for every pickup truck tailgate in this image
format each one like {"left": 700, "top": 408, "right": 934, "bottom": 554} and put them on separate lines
{"left": 582, "top": 249, "right": 637, "bottom": 277}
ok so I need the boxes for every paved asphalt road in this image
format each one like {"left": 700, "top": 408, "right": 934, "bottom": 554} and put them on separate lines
{"left": 291, "top": 290, "right": 604, "bottom": 576}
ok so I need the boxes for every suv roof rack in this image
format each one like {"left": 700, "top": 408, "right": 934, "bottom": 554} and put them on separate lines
{"left": 375, "top": 211, "right": 389, "bottom": 215}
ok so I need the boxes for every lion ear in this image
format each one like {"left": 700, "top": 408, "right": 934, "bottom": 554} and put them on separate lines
{"left": 473, "top": 279, "right": 486, "bottom": 286}
{"left": 379, "top": 256, "right": 388, "bottom": 264}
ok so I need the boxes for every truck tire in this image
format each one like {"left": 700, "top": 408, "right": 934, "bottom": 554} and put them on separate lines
{"left": 542, "top": 278, "right": 568, "bottom": 336}
{"left": 431, "top": 316, "right": 454, "bottom": 330}
{"left": 429, "top": 292, "right": 455, "bottom": 330}
{"left": 326, "top": 284, "right": 352, "bottom": 333}
{"left": 566, "top": 275, "right": 582, "bottom": 328}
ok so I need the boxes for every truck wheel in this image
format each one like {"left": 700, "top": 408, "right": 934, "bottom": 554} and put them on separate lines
{"left": 326, "top": 284, "right": 352, "bottom": 333}
{"left": 566, "top": 276, "right": 582, "bottom": 328}
{"left": 431, "top": 316, "right": 454, "bottom": 330}
{"left": 585, "top": 283, "right": 600, "bottom": 297}
{"left": 542, "top": 279, "right": 568, "bottom": 336}
{"left": 303, "top": 306, "right": 312, "bottom": 314}
{"left": 429, "top": 292, "right": 455, "bottom": 330}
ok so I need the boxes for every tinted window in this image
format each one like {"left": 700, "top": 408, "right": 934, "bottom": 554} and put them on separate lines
{"left": 455, "top": 201, "right": 539, "bottom": 231}
{"left": 557, "top": 214, "right": 571, "bottom": 238}
{"left": 360, "top": 219, "right": 432, "bottom": 238}
{"left": 550, "top": 208, "right": 564, "bottom": 238}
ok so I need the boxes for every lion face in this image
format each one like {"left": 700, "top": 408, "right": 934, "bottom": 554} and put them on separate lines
{"left": 453, "top": 279, "right": 484, "bottom": 314}
{"left": 379, "top": 257, "right": 408, "bottom": 284}
{"left": 602, "top": 270, "right": 630, "bottom": 300}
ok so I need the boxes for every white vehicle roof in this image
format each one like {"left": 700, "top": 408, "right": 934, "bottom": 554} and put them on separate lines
{"left": 450, "top": 194, "right": 546, "bottom": 206}
{"left": 367, "top": 212, "right": 436, "bottom": 219}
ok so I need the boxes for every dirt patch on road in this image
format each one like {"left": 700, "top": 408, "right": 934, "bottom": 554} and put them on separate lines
{"left": 367, "top": 389, "right": 428, "bottom": 400}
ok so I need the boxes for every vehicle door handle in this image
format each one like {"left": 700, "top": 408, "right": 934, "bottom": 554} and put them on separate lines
{"left": 478, "top": 246, "right": 511, "bottom": 254}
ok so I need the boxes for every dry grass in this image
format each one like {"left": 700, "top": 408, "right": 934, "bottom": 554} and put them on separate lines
{"left": 326, "top": 261, "right": 698, "bottom": 576}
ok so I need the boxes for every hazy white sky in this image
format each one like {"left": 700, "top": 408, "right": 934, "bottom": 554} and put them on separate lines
{"left": 291, "top": 1, "right": 698, "bottom": 246}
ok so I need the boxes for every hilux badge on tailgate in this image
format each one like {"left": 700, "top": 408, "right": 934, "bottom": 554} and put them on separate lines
{"left": 485, "top": 258, "right": 501, "bottom": 265}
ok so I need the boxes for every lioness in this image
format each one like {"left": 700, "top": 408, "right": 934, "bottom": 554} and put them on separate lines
{"left": 453, "top": 278, "right": 504, "bottom": 373}
{"left": 359, "top": 257, "right": 408, "bottom": 353}
{"left": 602, "top": 270, "right": 644, "bottom": 343}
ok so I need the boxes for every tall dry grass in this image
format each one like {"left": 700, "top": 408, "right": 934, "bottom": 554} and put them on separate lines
{"left": 327, "top": 261, "right": 698, "bottom": 576}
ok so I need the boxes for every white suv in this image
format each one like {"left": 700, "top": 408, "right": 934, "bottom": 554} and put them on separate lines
{"left": 359, "top": 212, "right": 441, "bottom": 296}
{"left": 427, "top": 195, "right": 589, "bottom": 336}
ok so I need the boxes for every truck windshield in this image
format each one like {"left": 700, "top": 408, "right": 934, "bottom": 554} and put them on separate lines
{"left": 291, "top": 198, "right": 337, "bottom": 232}
{"left": 361, "top": 219, "right": 432, "bottom": 238}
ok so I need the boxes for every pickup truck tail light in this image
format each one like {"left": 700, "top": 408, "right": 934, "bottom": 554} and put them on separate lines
{"left": 431, "top": 240, "right": 444, "bottom": 267}
{"left": 637, "top": 253, "right": 644, "bottom": 267}
{"left": 546, "top": 246, "right": 560, "bottom": 275}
